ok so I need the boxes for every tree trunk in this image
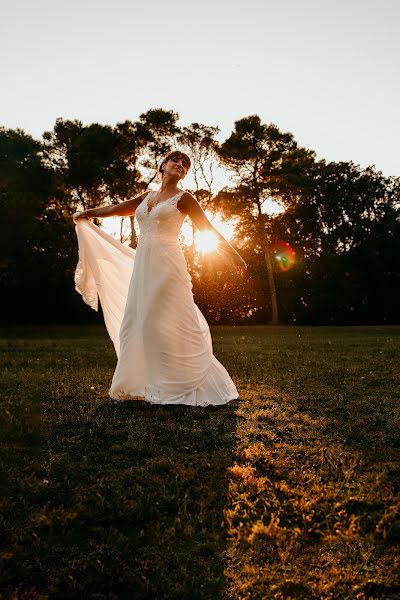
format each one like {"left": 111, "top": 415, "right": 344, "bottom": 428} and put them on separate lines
{"left": 129, "top": 216, "right": 137, "bottom": 249}
{"left": 119, "top": 216, "right": 125, "bottom": 244}
{"left": 263, "top": 240, "right": 279, "bottom": 324}
{"left": 257, "top": 208, "right": 279, "bottom": 325}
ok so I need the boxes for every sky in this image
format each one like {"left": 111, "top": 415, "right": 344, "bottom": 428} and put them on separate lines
{"left": 1, "top": 0, "right": 399, "bottom": 177}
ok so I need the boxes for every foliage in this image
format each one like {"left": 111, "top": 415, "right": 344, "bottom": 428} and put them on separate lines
{"left": 1, "top": 114, "right": 400, "bottom": 325}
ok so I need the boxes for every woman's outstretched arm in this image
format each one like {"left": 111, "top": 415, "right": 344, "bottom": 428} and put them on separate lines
{"left": 73, "top": 192, "right": 147, "bottom": 220}
{"left": 180, "top": 192, "right": 248, "bottom": 277}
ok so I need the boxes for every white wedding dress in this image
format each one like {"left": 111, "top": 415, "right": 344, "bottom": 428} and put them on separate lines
{"left": 73, "top": 188, "right": 239, "bottom": 406}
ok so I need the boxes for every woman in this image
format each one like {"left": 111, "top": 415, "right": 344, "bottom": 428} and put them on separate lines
{"left": 73, "top": 150, "right": 247, "bottom": 406}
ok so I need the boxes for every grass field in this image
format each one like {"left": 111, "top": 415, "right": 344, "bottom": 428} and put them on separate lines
{"left": 1, "top": 324, "right": 399, "bottom": 599}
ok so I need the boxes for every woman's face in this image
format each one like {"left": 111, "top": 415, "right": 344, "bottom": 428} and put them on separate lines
{"left": 164, "top": 156, "right": 189, "bottom": 180}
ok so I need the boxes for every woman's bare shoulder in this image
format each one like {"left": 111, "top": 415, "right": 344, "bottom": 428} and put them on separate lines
{"left": 177, "top": 191, "right": 196, "bottom": 215}
{"left": 179, "top": 191, "right": 197, "bottom": 206}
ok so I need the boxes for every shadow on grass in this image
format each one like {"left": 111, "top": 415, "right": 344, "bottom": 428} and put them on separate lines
{"left": 1, "top": 374, "right": 239, "bottom": 599}
{"left": 0, "top": 327, "right": 239, "bottom": 600}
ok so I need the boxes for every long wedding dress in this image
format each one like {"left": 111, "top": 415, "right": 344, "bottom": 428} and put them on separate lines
{"left": 73, "top": 188, "right": 239, "bottom": 406}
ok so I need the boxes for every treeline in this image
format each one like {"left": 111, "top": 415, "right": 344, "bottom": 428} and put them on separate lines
{"left": 1, "top": 109, "right": 399, "bottom": 326}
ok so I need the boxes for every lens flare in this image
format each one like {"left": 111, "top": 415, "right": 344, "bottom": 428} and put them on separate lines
{"left": 273, "top": 240, "right": 296, "bottom": 271}
{"left": 194, "top": 230, "right": 219, "bottom": 254}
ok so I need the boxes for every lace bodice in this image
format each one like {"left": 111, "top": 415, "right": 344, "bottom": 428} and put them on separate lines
{"left": 135, "top": 189, "right": 186, "bottom": 246}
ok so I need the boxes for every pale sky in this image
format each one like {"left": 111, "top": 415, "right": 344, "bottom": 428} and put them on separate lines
{"left": 1, "top": 0, "right": 399, "bottom": 177}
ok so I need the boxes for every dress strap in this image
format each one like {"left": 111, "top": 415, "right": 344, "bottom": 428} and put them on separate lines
{"left": 170, "top": 189, "right": 186, "bottom": 208}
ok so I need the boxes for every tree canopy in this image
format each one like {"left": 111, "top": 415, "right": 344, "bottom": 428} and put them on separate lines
{"left": 1, "top": 111, "right": 399, "bottom": 326}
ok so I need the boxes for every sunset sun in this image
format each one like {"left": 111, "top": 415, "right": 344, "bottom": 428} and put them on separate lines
{"left": 194, "top": 230, "right": 219, "bottom": 254}
{"left": 182, "top": 210, "right": 237, "bottom": 253}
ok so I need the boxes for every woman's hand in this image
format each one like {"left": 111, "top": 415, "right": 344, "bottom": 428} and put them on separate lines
{"left": 73, "top": 211, "right": 93, "bottom": 222}
{"left": 231, "top": 254, "right": 248, "bottom": 277}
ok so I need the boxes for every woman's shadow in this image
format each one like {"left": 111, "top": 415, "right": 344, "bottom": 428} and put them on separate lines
{"left": 70, "top": 397, "right": 240, "bottom": 599}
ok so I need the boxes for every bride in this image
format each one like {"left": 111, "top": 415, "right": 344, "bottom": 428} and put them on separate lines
{"left": 73, "top": 150, "right": 247, "bottom": 406}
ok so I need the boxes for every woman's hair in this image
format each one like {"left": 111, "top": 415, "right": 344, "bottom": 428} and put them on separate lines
{"left": 159, "top": 150, "right": 191, "bottom": 179}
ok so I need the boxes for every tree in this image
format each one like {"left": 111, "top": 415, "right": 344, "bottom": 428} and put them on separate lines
{"left": 41, "top": 118, "right": 151, "bottom": 247}
{"left": 42, "top": 118, "right": 118, "bottom": 210}
{"left": 217, "top": 115, "right": 316, "bottom": 324}
{"left": 273, "top": 159, "right": 399, "bottom": 257}
{"left": 272, "top": 160, "right": 400, "bottom": 323}
{"left": 106, "top": 120, "right": 148, "bottom": 246}
{"left": 135, "top": 108, "right": 179, "bottom": 182}
{"left": 0, "top": 127, "right": 54, "bottom": 285}
{"left": 177, "top": 122, "right": 221, "bottom": 256}
{"left": 177, "top": 122, "right": 220, "bottom": 197}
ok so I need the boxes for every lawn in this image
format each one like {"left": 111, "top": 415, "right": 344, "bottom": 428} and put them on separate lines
{"left": 1, "top": 325, "right": 399, "bottom": 599}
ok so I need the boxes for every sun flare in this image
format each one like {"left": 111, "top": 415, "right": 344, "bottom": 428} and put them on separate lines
{"left": 181, "top": 210, "right": 237, "bottom": 253}
{"left": 194, "top": 230, "right": 219, "bottom": 254}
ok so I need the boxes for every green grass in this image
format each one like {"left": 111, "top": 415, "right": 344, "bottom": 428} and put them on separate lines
{"left": 1, "top": 325, "right": 399, "bottom": 599}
